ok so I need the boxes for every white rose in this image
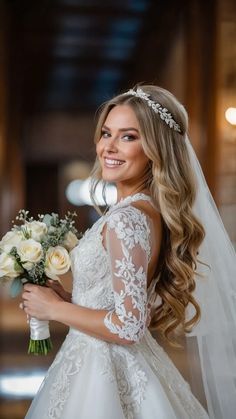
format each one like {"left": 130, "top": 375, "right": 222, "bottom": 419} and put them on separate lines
{"left": 0, "top": 230, "right": 23, "bottom": 253}
{"left": 45, "top": 246, "right": 71, "bottom": 280}
{"left": 0, "top": 252, "right": 23, "bottom": 278}
{"left": 26, "top": 221, "right": 47, "bottom": 241}
{"left": 63, "top": 231, "right": 78, "bottom": 251}
{"left": 18, "top": 239, "right": 43, "bottom": 270}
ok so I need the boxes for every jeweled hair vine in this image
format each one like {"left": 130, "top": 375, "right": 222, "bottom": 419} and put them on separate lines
{"left": 123, "top": 87, "right": 182, "bottom": 133}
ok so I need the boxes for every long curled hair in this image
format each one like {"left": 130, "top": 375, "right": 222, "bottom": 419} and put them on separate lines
{"left": 90, "top": 85, "right": 205, "bottom": 344}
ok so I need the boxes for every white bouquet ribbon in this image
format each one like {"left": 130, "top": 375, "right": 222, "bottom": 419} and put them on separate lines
{"left": 29, "top": 317, "right": 50, "bottom": 340}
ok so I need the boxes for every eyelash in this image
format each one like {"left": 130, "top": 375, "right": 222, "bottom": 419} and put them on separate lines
{"left": 101, "top": 130, "right": 137, "bottom": 142}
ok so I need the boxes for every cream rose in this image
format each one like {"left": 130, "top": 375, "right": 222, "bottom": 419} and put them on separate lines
{"left": 63, "top": 231, "right": 78, "bottom": 251}
{"left": 0, "top": 252, "right": 23, "bottom": 278}
{"left": 0, "top": 230, "right": 23, "bottom": 253}
{"left": 18, "top": 239, "right": 43, "bottom": 270}
{"left": 26, "top": 221, "right": 47, "bottom": 241}
{"left": 45, "top": 246, "right": 71, "bottom": 280}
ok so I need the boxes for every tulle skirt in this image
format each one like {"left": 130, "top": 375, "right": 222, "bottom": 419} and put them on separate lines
{"left": 25, "top": 329, "right": 209, "bottom": 419}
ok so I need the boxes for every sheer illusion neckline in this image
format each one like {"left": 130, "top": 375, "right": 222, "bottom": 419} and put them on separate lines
{"left": 111, "top": 192, "right": 152, "bottom": 209}
{"left": 105, "top": 192, "right": 160, "bottom": 216}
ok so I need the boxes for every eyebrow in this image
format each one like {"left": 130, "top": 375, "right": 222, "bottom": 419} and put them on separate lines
{"left": 102, "top": 124, "right": 139, "bottom": 133}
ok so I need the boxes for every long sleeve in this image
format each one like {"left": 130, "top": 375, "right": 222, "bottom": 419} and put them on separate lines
{"left": 104, "top": 206, "right": 151, "bottom": 343}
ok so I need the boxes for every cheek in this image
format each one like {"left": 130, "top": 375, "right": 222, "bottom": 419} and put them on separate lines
{"left": 136, "top": 155, "right": 149, "bottom": 171}
{"left": 126, "top": 145, "right": 149, "bottom": 166}
{"left": 96, "top": 141, "right": 102, "bottom": 157}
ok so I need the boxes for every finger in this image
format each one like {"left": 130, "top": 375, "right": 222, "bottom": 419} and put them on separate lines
{"left": 46, "top": 279, "right": 57, "bottom": 284}
{"left": 24, "top": 283, "right": 35, "bottom": 291}
{"left": 19, "top": 301, "right": 28, "bottom": 311}
{"left": 47, "top": 279, "right": 62, "bottom": 288}
{"left": 46, "top": 279, "right": 53, "bottom": 284}
{"left": 22, "top": 291, "right": 31, "bottom": 300}
{"left": 46, "top": 279, "right": 58, "bottom": 289}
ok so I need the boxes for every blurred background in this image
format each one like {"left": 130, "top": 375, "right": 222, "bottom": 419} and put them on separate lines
{"left": 0, "top": 0, "right": 235, "bottom": 417}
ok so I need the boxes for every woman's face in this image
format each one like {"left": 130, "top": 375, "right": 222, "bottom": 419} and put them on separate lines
{"left": 96, "top": 105, "right": 149, "bottom": 193}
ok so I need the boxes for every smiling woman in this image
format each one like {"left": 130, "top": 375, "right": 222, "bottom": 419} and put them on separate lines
{"left": 22, "top": 85, "right": 236, "bottom": 419}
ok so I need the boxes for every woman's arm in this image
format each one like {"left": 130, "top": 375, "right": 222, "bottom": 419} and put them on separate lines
{"left": 22, "top": 284, "right": 133, "bottom": 345}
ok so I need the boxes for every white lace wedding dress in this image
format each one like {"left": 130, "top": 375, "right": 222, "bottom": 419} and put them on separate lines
{"left": 25, "top": 193, "right": 209, "bottom": 419}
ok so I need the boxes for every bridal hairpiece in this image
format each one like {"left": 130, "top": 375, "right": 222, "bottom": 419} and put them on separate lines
{"left": 123, "top": 88, "right": 182, "bottom": 133}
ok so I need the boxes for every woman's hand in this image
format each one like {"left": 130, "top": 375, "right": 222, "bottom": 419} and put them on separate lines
{"left": 21, "top": 283, "right": 63, "bottom": 321}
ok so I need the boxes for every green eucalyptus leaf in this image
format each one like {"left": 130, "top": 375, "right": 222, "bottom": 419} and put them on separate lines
{"left": 42, "top": 214, "right": 52, "bottom": 227}
{"left": 10, "top": 277, "right": 23, "bottom": 297}
{"left": 51, "top": 213, "right": 59, "bottom": 226}
{"left": 9, "top": 246, "right": 17, "bottom": 257}
{"left": 14, "top": 259, "right": 23, "bottom": 271}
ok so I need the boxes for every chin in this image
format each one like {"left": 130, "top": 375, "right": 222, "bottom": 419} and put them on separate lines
{"left": 102, "top": 174, "right": 119, "bottom": 182}
{"left": 101, "top": 169, "right": 119, "bottom": 182}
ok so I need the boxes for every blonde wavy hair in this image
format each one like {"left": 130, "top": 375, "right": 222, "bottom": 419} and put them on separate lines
{"left": 90, "top": 85, "right": 205, "bottom": 344}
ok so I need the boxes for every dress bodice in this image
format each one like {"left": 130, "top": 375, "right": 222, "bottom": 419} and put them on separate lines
{"left": 70, "top": 209, "right": 113, "bottom": 309}
{"left": 70, "top": 193, "right": 155, "bottom": 342}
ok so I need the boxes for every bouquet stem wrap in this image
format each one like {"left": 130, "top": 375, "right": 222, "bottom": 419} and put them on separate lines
{"left": 28, "top": 317, "right": 53, "bottom": 355}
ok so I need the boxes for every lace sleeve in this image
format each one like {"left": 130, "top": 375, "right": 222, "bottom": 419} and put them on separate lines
{"left": 103, "top": 206, "right": 151, "bottom": 343}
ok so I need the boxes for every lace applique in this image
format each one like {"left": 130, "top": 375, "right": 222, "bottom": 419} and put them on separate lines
{"left": 104, "top": 206, "right": 151, "bottom": 342}
{"left": 111, "top": 345, "right": 148, "bottom": 419}
{"left": 71, "top": 221, "right": 110, "bottom": 296}
{"left": 107, "top": 205, "right": 151, "bottom": 257}
{"left": 99, "top": 344, "right": 148, "bottom": 419}
{"left": 70, "top": 218, "right": 114, "bottom": 309}
{"left": 42, "top": 330, "right": 147, "bottom": 419}
{"left": 44, "top": 334, "right": 87, "bottom": 419}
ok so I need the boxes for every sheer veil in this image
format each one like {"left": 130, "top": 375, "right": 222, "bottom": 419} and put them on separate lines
{"left": 185, "top": 136, "right": 236, "bottom": 419}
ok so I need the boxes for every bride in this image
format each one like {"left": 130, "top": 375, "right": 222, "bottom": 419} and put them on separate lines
{"left": 22, "top": 85, "right": 236, "bottom": 419}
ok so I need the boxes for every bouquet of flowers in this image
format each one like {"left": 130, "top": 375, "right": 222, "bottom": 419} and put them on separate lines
{"left": 0, "top": 210, "right": 79, "bottom": 355}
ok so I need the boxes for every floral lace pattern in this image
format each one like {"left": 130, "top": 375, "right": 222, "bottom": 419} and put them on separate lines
{"left": 43, "top": 333, "right": 88, "bottom": 419}
{"left": 111, "top": 345, "right": 148, "bottom": 418}
{"left": 104, "top": 206, "right": 151, "bottom": 342}
{"left": 70, "top": 213, "right": 115, "bottom": 310}
{"left": 42, "top": 329, "right": 147, "bottom": 419}
{"left": 27, "top": 194, "right": 209, "bottom": 419}
{"left": 107, "top": 206, "right": 151, "bottom": 256}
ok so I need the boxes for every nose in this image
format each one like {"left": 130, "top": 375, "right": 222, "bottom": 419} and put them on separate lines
{"left": 104, "top": 135, "right": 118, "bottom": 153}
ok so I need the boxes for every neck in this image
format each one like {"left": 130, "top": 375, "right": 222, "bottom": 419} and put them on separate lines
{"left": 116, "top": 185, "right": 150, "bottom": 201}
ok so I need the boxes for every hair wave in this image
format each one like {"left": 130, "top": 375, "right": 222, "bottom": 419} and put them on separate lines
{"left": 90, "top": 85, "right": 205, "bottom": 344}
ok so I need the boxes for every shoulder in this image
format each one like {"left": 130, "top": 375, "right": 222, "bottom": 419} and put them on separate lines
{"left": 106, "top": 204, "right": 152, "bottom": 253}
{"left": 107, "top": 204, "right": 151, "bottom": 232}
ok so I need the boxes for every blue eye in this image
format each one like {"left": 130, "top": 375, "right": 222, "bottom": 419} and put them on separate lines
{"left": 101, "top": 130, "right": 110, "bottom": 138}
{"left": 122, "top": 134, "right": 137, "bottom": 141}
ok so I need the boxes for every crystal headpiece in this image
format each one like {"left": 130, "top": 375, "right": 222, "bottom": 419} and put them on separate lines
{"left": 123, "top": 88, "right": 181, "bottom": 133}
